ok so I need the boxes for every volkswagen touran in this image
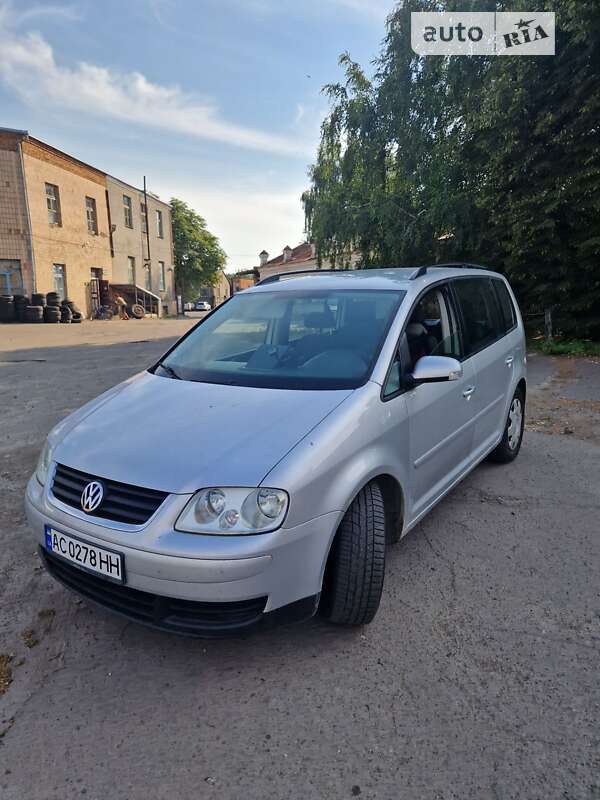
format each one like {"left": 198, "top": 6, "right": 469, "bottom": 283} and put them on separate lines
{"left": 26, "top": 265, "right": 526, "bottom": 635}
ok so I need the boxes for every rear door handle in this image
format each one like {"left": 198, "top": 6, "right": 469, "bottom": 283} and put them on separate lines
{"left": 462, "top": 385, "right": 476, "bottom": 399}
{"left": 505, "top": 356, "right": 514, "bottom": 366}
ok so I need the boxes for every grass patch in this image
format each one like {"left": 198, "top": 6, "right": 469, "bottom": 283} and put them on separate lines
{"left": 529, "top": 338, "right": 600, "bottom": 357}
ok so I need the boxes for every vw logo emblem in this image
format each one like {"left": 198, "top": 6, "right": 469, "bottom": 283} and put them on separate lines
{"left": 81, "top": 480, "right": 104, "bottom": 513}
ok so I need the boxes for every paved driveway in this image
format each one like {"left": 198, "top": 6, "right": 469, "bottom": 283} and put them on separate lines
{"left": 1, "top": 324, "right": 598, "bottom": 800}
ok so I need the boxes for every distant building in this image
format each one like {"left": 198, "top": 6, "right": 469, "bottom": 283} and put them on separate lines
{"left": 107, "top": 176, "right": 175, "bottom": 316}
{"left": 0, "top": 128, "right": 176, "bottom": 316}
{"left": 231, "top": 271, "right": 257, "bottom": 293}
{"left": 254, "top": 242, "right": 358, "bottom": 282}
{"left": 196, "top": 269, "right": 230, "bottom": 307}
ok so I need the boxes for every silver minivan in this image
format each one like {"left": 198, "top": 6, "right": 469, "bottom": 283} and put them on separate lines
{"left": 25, "top": 265, "right": 526, "bottom": 635}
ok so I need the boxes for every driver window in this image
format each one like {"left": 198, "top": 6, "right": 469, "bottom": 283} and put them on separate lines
{"left": 405, "top": 287, "right": 460, "bottom": 371}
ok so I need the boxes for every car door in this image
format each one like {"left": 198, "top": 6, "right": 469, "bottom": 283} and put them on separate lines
{"left": 451, "top": 277, "right": 512, "bottom": 459}
{"left": 392, "top": 283, "right": 478, "bottom": 521}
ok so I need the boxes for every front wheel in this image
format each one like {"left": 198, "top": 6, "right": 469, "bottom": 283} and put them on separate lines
{"left": 321, "top": 481, "right": 386, "bottom": 626}
{"left": 488, "top": 387, "right": 525, "bottom": 463}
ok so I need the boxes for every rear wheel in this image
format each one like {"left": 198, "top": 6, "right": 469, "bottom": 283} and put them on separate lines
{"left": 488, "top": 387, "right": 525, "bottom": 463}
{"left": 321, "top": 481, "right": 386, "bottom": 626}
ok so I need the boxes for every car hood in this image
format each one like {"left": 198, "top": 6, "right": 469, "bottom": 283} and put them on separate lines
{"left": 53, "top": 371, "right": 352, "bottom": 494}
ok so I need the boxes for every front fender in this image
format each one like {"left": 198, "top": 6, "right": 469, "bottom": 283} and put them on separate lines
{"left": 264, "top": 382, "right": 410, "bottom": 530}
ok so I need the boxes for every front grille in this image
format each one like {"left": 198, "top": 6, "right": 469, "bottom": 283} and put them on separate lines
{"left": 51, "top": 463, "right": 168, "bottom": 526}
{"left": 41, "top": 549, "right": 268, "bottom": 636}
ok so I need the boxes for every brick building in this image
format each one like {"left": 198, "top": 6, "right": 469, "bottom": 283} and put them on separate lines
{"left": 107, "top": 176, "right": 175, "bottom": 316}
{"left": 0, "top": 128, "right": 175, "bottom": 316}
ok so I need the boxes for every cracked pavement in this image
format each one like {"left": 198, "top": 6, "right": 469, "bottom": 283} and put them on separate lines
{"left": 1, "top": 323, "right": 599, "bottom": 799}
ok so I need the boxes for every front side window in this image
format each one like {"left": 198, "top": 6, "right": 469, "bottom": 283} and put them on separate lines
{"left": 384, "top": 284, "right": 461, "bottom": 397}
{"left": 158, "top": 261, "right": 165, "bottom": 291}
{"left": 85, "top": 196, "right": 98, "bottom": 234}
{"left": 46, "top": 183, "right": 61, "bottom": 225}
{"left": 123, "top": 195, "right": 133, "bottom": 228}
{"left": 453, "top": 278, "right": 502, "bottom": 356}
{"left": 156, "top": 209, "right": 164, "bottom": 238}
{"left": 158, "top": 289, "right": 404, "bottom": 390}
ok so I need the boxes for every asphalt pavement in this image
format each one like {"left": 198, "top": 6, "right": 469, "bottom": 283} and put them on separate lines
{"left": 0, "top": 322, "right": 598, "bottom": 800}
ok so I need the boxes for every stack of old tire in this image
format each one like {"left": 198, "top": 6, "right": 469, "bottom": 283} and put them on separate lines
{"left": 44, "top": 291, "right": 61, "bottom": 324}
{"left": 24, "top": 293, "right": 45, "bottom": 323}
{"left": 61, "top": 298, "right": 83, "bottom": 323}
{"left": 0, "top": 294, "right": 16, "bottom": 323}
{"left": 14, "top": 295, "right": 30, "bottom": 322}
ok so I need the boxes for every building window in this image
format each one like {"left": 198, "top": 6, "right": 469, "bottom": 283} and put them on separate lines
{"left": 53, "top": 264, "right": 67, "bottom": 301}
{"left": 123, "top": 195, "right": 133, "bottom": 228}
{"left": 0, "top": 260, "right": 23, "bottom": 295}
{"left": 156, "top": 209, "right": 164, "bottom": 238}
{"left": 158, "top": 261, "right": 165, "bottom": 291}
{"left": 85, "top": 196, "right": 98, "bottom": 234}
{"left": 127, "top": 256, "right": 136, "bottom": 285}
{"left": 45, "top": 183, "right": 61, "bottom": 225}
{"left": 144, "top": 264, "right": 152, "bottom": 291}
{"left": 141, "top": 202, "right": 147, "bottom": 234}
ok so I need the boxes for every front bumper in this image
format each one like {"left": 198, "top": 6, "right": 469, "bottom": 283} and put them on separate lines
{"left": 25, "top": 475, "right": 340, "bottom": 635}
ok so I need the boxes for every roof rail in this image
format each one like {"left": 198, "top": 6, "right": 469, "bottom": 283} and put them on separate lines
{"left": 410, "top": 262, "right": 490, "bottom": 279}
{"left": 257, "top": 269, "right": 343, "bottom": 286}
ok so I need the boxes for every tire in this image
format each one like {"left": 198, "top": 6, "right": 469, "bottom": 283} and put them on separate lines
{"left": 321, "top": 481, "right": 386, "bottom": 626}
{"left": 25, "top": 305, "right": 44, "bottom": 323}
{"left": 0, "top": 300, "right": 15, "bottom": 322}
{"left": 31, "top": 293, "right": 46, "bottom": 307}
{"left": 488, "top": 386, "right": 525, "bottom": 463}
{"left": 14, "top": 298, "right": 29, "bottom": 323}
{"left": 130, "top": 303, "right": 145, "bottom": 319}
{"left": 43, "top": 306, "right": 61, "bottom": 323}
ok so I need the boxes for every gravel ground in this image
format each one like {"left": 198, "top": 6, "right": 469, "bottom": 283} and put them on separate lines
{"left": 0, "top": 323, "right": 599, "bottom": 800}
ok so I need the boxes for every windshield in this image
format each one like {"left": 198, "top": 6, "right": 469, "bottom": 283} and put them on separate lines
{"left": 157, "top": 289, "right": 404, "bottom": 390}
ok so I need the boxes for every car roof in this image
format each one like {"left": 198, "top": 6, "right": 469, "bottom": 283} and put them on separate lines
{"left": 248, "top": 266, "right": 500, "bottom": 294}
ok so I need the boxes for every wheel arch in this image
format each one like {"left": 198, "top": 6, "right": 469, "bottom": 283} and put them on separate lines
{"left": 320, "top": 472, "right": 405, "bottom": 588}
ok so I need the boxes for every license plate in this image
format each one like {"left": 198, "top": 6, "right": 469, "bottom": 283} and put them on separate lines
{"left": 44, "top": 525, "right": 124, "bottom": 584}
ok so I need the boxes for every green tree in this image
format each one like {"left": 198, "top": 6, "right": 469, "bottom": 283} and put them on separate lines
{"left": 304, "top": 0, "right": 600, "bottom": 336}
{"left": 170, "top": 198, "right": 226, "bottom": 301}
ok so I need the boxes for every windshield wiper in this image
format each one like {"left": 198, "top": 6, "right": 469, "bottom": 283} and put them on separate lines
{"left": 157, "top": 363, "right": 182, "bottom": 380}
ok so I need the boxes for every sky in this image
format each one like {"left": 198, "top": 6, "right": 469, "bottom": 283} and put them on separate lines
{"left": 0, "top": 0, "right": 393, "bottom": 271}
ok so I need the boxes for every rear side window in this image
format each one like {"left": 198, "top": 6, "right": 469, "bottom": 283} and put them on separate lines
{"left": 493, "top": 280, "right": 517, "bottom": 333}
{"left": 453, "top": 278, "right": 503, "bottom": 356}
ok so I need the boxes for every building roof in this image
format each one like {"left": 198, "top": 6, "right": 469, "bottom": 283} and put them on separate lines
{"left": 258, "top": 242, "right": 314, "bottom": 269}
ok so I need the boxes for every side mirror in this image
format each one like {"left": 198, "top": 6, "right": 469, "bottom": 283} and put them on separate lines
{"left": 411, "top": 355, "right": 462, "bottom": 384}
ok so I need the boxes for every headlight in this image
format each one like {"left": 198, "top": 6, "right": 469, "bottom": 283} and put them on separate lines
{"left": 35, "top": 440, "right": 53, "bottom": 486}
{"left": 175, "top": 487, "right": 289, "bottom": 535}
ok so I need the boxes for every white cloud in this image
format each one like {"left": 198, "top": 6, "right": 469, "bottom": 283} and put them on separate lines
{"left": 0, "top": 7, "right": 313, "bottom": 158}
{"left": 153, "top": 182, "right": 307, "bottom": 270}
{"left": 0, "top": 2, "right": 82, "bottom": 27}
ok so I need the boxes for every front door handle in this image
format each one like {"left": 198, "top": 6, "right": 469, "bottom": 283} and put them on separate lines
{"left": 462, "top": 385, "right": 476, "bottom": 399}
{"left": 505, "top": 356, "right": 514, "bottom": 366}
